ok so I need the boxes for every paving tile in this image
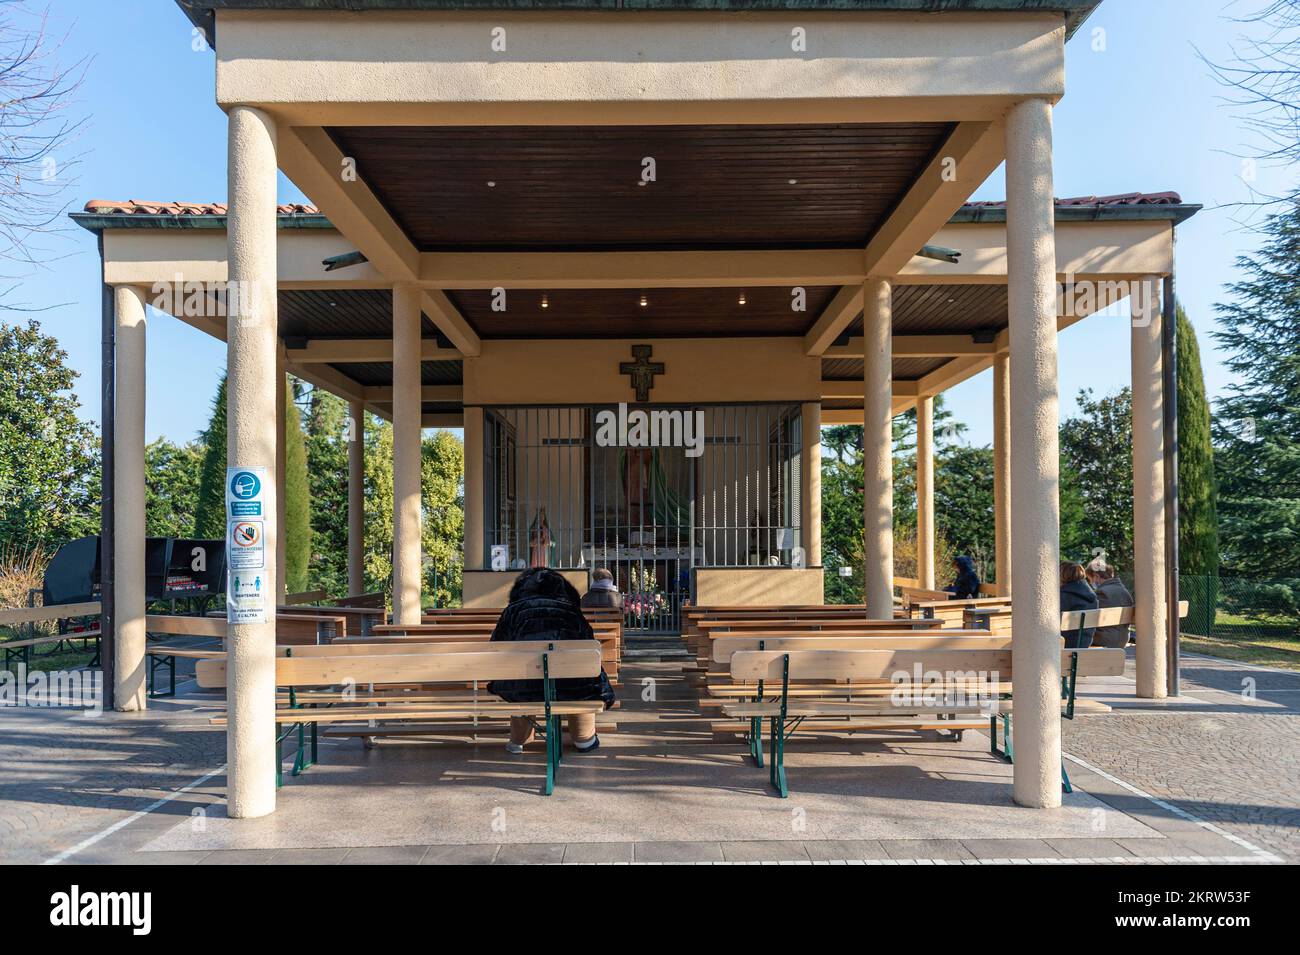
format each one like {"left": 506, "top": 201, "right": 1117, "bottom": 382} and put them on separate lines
{"left": 199, "top": 849, "right": 281, "bottom": 865}
{"left": 494, "top": 843, "right": 566, "bottom": 865}
{"left": 269, "top": 848, "right": 350, "bottom": 864}
{"left": 720, "top": 840, "right": 810, "bottom": 863}
{"left": 879, "top": 839, "right": 975, "bottom": 860}
{"left": 960, "top": 839, "right": 1060, "bottom": 859}
{"left": 562, "top": 842, "right": 634, "bottom": 864}
{"left": 420, "top": 843, "right": 500, "bottom": 865}
{"left": 1044, "top": 839, "right": 1136, "bottom": 860}
{"left": 634, "top": 841, "right": 724, "bottom": 863}
{"left": 802, "top": 839, "right": 888, "bottom": 862}
{"left": 342, "top": 845, "right": 429, "bottom": 864}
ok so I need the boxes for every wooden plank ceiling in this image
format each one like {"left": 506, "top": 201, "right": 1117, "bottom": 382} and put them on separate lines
{"left": 327, "top": 123, "right": 954, "bottom": 251}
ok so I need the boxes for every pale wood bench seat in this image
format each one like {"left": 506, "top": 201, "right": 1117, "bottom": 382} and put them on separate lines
{"left": 718, "top": 647, "right": 1126, "bottom": 797}
{"left": 196, "top": 646, "right": 603, "bottom": 794}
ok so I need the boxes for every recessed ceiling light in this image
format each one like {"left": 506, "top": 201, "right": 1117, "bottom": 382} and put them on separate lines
{"left": 486, "top": 180, "right": 496, "bottom": 187}
{"left": 738, "top": 292, "right": 747, "bottom": 305}
{"left": 788, "top": 178, "right": 798, "bottom": 185}
{"left": 639, "top": 294, "right": 648, "bottom": 307}
{"left": 540, "top": 293, "right": 549, "bottom": 309}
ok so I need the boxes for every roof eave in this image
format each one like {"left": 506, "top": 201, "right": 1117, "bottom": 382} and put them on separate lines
{"left": 176, "top": 1, "right": 1103, "bottom": 50}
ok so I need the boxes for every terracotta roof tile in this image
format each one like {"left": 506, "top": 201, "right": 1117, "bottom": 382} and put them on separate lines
{"left": 84, "top": 193, "right": 1186, "bottom": 221}
{"left": 965, "top": 191, "right": 1184, "bottom": 209}
{"left": 82, "top": 199, "right": 320, "bottom": 216}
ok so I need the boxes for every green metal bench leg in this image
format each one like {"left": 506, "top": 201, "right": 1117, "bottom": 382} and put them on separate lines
{"left": 1061, "top": 763, "right": 1073, "bottom": 794}
{"left": 768, "top": 717, "right": 788, "bottom": 798}
{"left": 543, "top": 722, "right": 556, "bottom": 796}
{"left": 275, "top": 725, "right": 283, "bottom": 789}
{"left": 750, "top": 716, "right": 764, "bottom": 767}
{"left": 310, "top": 721, "right": 318, "bottom": 766}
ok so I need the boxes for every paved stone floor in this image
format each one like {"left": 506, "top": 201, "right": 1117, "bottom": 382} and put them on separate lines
{"left": 0, "top": 649, "right": 1294, "bottom": 865}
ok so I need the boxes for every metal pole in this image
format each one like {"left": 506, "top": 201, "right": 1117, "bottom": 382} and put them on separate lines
{"left": 98, "top": 233, "right": 116, "bottom": 711}
{"left": 1162, "top": 266, "right": 1181, "bottom": 698}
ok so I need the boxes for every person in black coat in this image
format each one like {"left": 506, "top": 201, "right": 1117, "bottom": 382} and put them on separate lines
{"left": 1059, "top": 561, "right": 1100, "bottom": 649}
{"left": 947, "top": 555, "right": 982, "bottom": 599}
{"left": 488, "top": 567, "right": 615, "bottom": 754}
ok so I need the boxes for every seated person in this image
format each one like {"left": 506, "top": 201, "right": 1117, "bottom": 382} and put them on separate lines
{"left": 1060, "top": 561, "right": 1100, "bottom": 649}
{"left": 945, "top": 555, "right": 982, "bottom": 599}
{"left": 580, "top": 567, "right": 623, "bottom": 611}
{"left": 1086, "top": 558, "right": 1134, "bottom": 648}
{"left": 488, "top": 567, "right": 616, "bottom": 755}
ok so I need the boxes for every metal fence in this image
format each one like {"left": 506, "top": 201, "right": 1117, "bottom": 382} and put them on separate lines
{"left": 480, "top": 403, "right": 805, "bottom": 633}
{"left": 1176, "top": 574, "right": 1300, "bottom": 643}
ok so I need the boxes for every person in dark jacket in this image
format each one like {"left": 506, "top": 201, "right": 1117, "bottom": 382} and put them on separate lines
{"left": 488, "top": 567, "right": 615, "bottom": 754}
{"left": 1060, "top": 561, "right": 1100, "bottom": 648}
{"left": 946, "top": 556, "right": 982, "bottom": 599}
{"left": 580, "top": 567, "right": 623, "bottom": 611}
{"left": 1086, "top": 558, "right": 1134, "bottom": 648}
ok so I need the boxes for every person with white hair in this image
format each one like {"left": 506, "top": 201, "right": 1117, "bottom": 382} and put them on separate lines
{"left": 1086, "top": 557, "right": 1135, "bottom": 649}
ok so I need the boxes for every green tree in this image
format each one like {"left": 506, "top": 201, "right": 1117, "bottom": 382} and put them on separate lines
{"left": 302, "top": 387, "right": 349, "bottom": 598}
{"left": 192, "top": 375, "right": 312, "bottom": 592}
{"left": 935, "top": 444, "right": 995, "bottom": 575}
{"left": 422, "top": 430, "right": 465, "bottom": 607}
{"left": 283, "top": 380, "right": 312, "bottom": 593}
{"left": 363, "top": 419, "right": 395, "bottom": 596}
{"left": 145, "top": 438, "right": 204, "bottom": 537}
{"left": 1059, "top": 388, "right": 1134, "bottom": 571}
{"left": 193, "top": 377, "right": 228, "bottom": 540}
{"left": 1176, "top": 306, "right": 1218, "bottom": 577}
{"left": 1212, "top": 203, "right": 1300, "bottom": 616}
{"left": 0, "top": 320, "right": 99, "bottom": 550}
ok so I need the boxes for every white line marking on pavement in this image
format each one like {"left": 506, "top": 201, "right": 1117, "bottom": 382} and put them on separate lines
{"left": 42, "top": 764, "right": 227, "bottom": 865}
{"left": 1060, "top": 751, "right": 1283, "bottom": 862}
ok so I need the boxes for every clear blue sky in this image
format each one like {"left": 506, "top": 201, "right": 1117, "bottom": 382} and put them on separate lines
{"left": 11, "top": 0, "right": 1293, "bottom": 447}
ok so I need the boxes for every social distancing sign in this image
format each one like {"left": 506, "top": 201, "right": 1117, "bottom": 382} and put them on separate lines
{"left": 225, "top": 466, "right": 268, "bottom": 624}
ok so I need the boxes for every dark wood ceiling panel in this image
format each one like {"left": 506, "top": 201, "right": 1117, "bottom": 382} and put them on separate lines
{"left": 329, "top": 361, "right": 464, "bottom": 387}
{"left": 848, "top": 284, "right": 1010, "bottom": 336}
{"left": 448, "top": 285, "right": 839, "bottom": 339}
{"left": 327, "top": 123, "right": 954, "bottom": 251}
{"left": 821, "top": 356, "right": 950, "bottom": 382}
{"left": 279, "top": 289, "right": 442, "bottom": 340}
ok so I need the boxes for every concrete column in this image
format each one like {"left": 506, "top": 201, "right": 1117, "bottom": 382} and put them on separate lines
{"left": 1132, "top": 277, "right": 1168, "bottom": 698}
{"left": 347, "top": 399, "right": 365, "bottom": 596}
{"left": 800, "top": 401, "right": 822, "bottom": 571}
{"left": 993, "top": 352, "right": 1012, "bottom": 596}
{"left": 1005, "top": 97, "right": 1062, "bottom": 809}
{"left": 915, "top": 395, "right": 935, "bottom": 590}
{"left": 862, "top": 277, "right": 894, "bottom": 619}
{"left": 392, "top": 283, "right": 423, "bottom": 624}
{"left": 225, "top": 104, "right": 278, "bottom": 819}
{"left": 275, "top": 344, "right": 287, "bottom": 603}
{"left": 112, "top": 285, "right": 147, "bottom": 712}
{"left": 463, "top": 405, "right": 485, "bottom": 572}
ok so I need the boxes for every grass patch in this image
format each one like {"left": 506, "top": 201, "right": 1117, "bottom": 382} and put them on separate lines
{"left": 1180, "top": 632, "right": 1300, "bottom": 671}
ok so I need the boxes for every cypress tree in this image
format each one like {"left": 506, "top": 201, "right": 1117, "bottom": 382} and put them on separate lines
{"left": 283, "top": 381, "right": 312, "bottom": 594}
{"left": 1176, "top": 306, "right": 1218, "bottom": 577}
{"left": 192, "top": 374, "right": 313, "bottom": 594}
{"left": 193, "top": 377, "right": 228, "bottom": 540}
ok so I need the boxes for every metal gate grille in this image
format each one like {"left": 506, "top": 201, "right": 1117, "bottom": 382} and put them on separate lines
{"left": 481, "top": 404, "right": 803, "bottom": 634}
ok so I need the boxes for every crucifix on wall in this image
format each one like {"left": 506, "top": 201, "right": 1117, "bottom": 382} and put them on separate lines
{"left": 619, "top": 344, "right": 665, "bottom": 402}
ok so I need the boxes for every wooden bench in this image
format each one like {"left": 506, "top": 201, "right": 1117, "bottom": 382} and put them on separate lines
{"left": 196, "top": 644, "right": 603, "bottom": 794}
{"left": 1, "top": 629, "right": 102, "bottom": 670}
{"left": 908, "top": 596, "right": 1013, "bottom": 627}
{"left": 372, "top": 619, "right": 622, "bottom": 680}
{"left": 278, "top": 603, "right": 385, "bottom": 636}
{"left": 720, "top": 646, "right": 1124, "bottom": 797}
{"left": 0, "top": 600, "right": 103, "bottom": 671}
{"left": 144, "top": 613, "right": 348, "bottom": 696}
